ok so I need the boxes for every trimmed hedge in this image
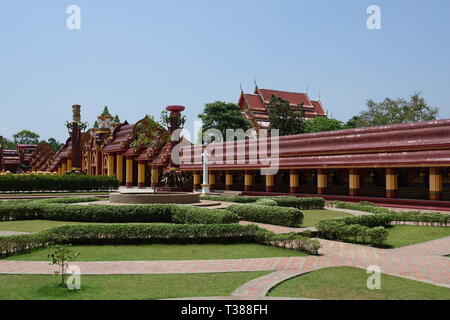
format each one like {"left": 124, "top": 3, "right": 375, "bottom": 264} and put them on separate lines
{"left": 316, "top": 214, "right": 393, "bottom": 246}
{"left": 201, "top": 195, "right": 325, "bottom": 210}
{"left": 0, "top": 202, "right": 239, "bottom": 225}
{"left": 228, "top": 204, "right": 304, "bottom": 227}
{"left": 329, "top": 201, "right": 450, "bottom": 225}
{"left": 0, "top": 223, "right": 322, "bottom": 258}
{"left": 36, "top": 197, "right": 103, "bottom": 204}
{"left": 0, "top": 174, "right": 119, "bottom": 192}
{"left": 316, "top": 219, "right": 388, "bottom": 246}
{"left": 254, "top": 199, "right": 278, "bottom": 206}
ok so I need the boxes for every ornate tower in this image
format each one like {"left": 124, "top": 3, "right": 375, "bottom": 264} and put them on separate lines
{"left": 69, "top": 105, "right": 83, "bottom": 171}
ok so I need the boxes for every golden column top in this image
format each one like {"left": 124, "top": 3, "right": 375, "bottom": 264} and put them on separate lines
{"left": 72, "top": 105, "right": 81, "bottom": 123}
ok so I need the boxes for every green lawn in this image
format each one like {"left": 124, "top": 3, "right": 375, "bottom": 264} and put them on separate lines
{"left": 268, "top": 267, "right": 450, "bottom": 300}
{"left": 0, "top": 220, "right": 97, "bottom": 233}
{"left": 3, "top": 243, "right": 308, "bottom": 261}
{"left": 385, "top": 226, "right": 450, "bottom": 248}
{"left": 0, "top": 272, "right": 269, "bottom": 300}
{"left": 301, "top": 209, "right": 352, "bottom": 227}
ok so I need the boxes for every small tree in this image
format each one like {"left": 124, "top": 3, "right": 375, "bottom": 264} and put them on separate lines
{"left": 267, "top": 96, "right": 305, "bottom": 136}
{"left": 197, "top": 101, "right": 251, "bottom": 140}
{"left": 48, "top": 244, "right": 80, "bottom": 288}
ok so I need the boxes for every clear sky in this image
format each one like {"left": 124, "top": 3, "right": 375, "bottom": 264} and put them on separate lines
{"left": 1, "top": 0, "right": 449, "bottom": 142}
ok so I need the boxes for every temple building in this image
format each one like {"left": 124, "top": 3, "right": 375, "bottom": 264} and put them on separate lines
{"left": 180, "top": 120, "right": 450, "bottom": 205}
{"left": 47, "top": 105, "right": 192, "bottom": 190}
{"left": 238, "top": 85, "right": 327, "bottom": 129}
{"left": 29, "top": 142, "right": 55, "bottom": 172}
{"left": 0, "top": 139, "right": 38, "bottom": 173}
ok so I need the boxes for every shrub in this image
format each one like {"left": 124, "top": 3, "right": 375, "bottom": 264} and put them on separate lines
{"left": 316, "top": 218, "right": 389, "bottom": 246}
{"left": 368, "top": 227, "right": 389, "bottom": 246}
{"left": 330, "top": 201, "right": 449, "bottom": 225}
{"left": 0, "top": 202, "right": 238, "bottom": 224}
{"left": 36, "top": 197, "right": 103, "bottom": 204}
{"left": 227, "top": 204, "right": 303, "bottom": 227}
{"left": 171, "top": 205, "right": 239, "bottom": 224}
{"left": 0, "top": 223, "right": 322, "bottom": 257}
{"left": 254, "top": 199, "right": 278, "bottom": 206}
{"left": 201, "top": 195, "right": 325, "bottom": 210}
{"left": 0, "top": 174, "right": 119, "bottom": 192}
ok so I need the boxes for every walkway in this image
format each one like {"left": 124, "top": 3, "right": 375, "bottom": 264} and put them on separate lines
{"left": 1, "top": 237, "right": 448, "bottom": 298}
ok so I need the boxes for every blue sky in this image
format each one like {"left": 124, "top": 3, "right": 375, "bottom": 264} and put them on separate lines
{"left": 1, "top": 0, "right": 449, "bottom": 142}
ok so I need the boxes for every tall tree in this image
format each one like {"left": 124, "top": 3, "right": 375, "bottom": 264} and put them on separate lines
{"left": 198, "top": 101, "right": 251, "bottom": 140}
{"left": 267, "top": 96, "right": 305, "bottom": 136}
{"left": 304, "top": 117, "right": 345, "bottom": 133}
{"left": 13, "top": 130, "right": 40, "bottom": 145}
{"left": 354, "top": 92, "right": 439, "bottom": 128}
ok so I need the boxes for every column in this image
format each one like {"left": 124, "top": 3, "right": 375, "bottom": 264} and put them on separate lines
{"left": 290, "top": 169, "right": 299, "bottom": 193}
{"left": 116, "top": 154, "right": 124, "bottom": 185}
{"left": 67, "top": 159, "right": 72, "bottom": 171}
{"left": 429, "top": 167, "right": 442, "bottom": 200}
{"left": 151, "top": 167, "right": 159, "bottom": 189}
{"left": 138, "top": 162, "right": 146, "bottom": 188}
{"left": 208, "top": 171, "right": 216, "bottom": 190}
{"left": 126, "top": 157, "right": 133, "bottom": 187}
{"left": 266, "top": 174, "right": 275, "bottom": 193}
{"left": 225, "top": 171, "right": 233, "bottom": 191}
{"left": 57, "top": 166, "right": 62, "bottom": 175}
{"left": 317, "top": 169, "right": 327, "bottom": 195}
{"left": 386, "top": 168, "right": 398, "bottom": 198}
{"left": 193, "top": 171, "right": 201, "bottom": 190}
{"left": 61, "top": 160, "right": 67, "bottom": 174}
{"left": 349, "top": 169, "right": 360, "bottom": 196}
{"left": 244, "top": 171, "right": 253, "bottom": 192}
{"left": 107, "top": 154, "right": 115, "bottom": 176}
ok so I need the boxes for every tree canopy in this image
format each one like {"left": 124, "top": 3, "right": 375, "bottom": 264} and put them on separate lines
{"left": 46, "top": 138, "right": 64, "bottom": 152}
{"left": 267, "top": 96, "right": 305, "bottom": 136}
{"left": 304, "top": 117, "right": 346, "bottom": 133}
{"left": 353, "top": 92, "right": 439, "bottom": 128}
{"left": 1, "top": 137, "right": 16, "bottom": 150}
{"left": 198, "top": 101, "right": 251, "bottom": 140}
{"left": 13, "top": 130, "right": 40, "bottom": 145}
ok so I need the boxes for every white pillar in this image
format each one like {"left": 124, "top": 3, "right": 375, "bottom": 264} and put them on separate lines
{"left": 201, "top": 150, "right": 210, "bottom": 194}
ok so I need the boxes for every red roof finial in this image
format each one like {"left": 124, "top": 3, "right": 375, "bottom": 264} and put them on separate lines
{"left": 166, "top": 105, "right": 185, "bottom": 112}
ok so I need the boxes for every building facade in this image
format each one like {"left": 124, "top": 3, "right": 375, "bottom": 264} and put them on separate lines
{"left": 180, "top": 120, "right": 450, "bottom": 203}
{"left": 238, "top": 85, "right": 327, "bottom": 129}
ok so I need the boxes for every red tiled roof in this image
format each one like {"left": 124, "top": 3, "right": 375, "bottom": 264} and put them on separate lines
{"left": 103, "top": 122, "right": 134, "bottom": 153}
{"left": 311, "top": 100, "right": 327, "bottom": 116}
{"left": 243, "top": 94, "right": 265, "bottom": 111}
{"left": 238, "top": 87, "right": 327, "bottom": 129}
{"left": 258, "top": 89, "right": 314, "bottom": 107}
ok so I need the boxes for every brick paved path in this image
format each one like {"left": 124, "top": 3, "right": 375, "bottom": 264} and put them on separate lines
{"left": 1, "top": 237, "right": 448, "bottom": 297}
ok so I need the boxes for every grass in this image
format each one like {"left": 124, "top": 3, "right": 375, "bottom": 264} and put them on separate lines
{"left": 3, "top": 243, "right": 308, "bottom": 261}
{"left": 385, "top": 225, "right": 450, "bottom": 248}
{"left": 268, "top": 267, "right": 450, "bottom": 300}
{"left": 0, "top": 271, "right": 270, "bottom": 300}
{"left": 0, "top": 220, "right": 97, "bottom": 233}
{"left": 301, "top": 209, "right": 352, "bottom": 227}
